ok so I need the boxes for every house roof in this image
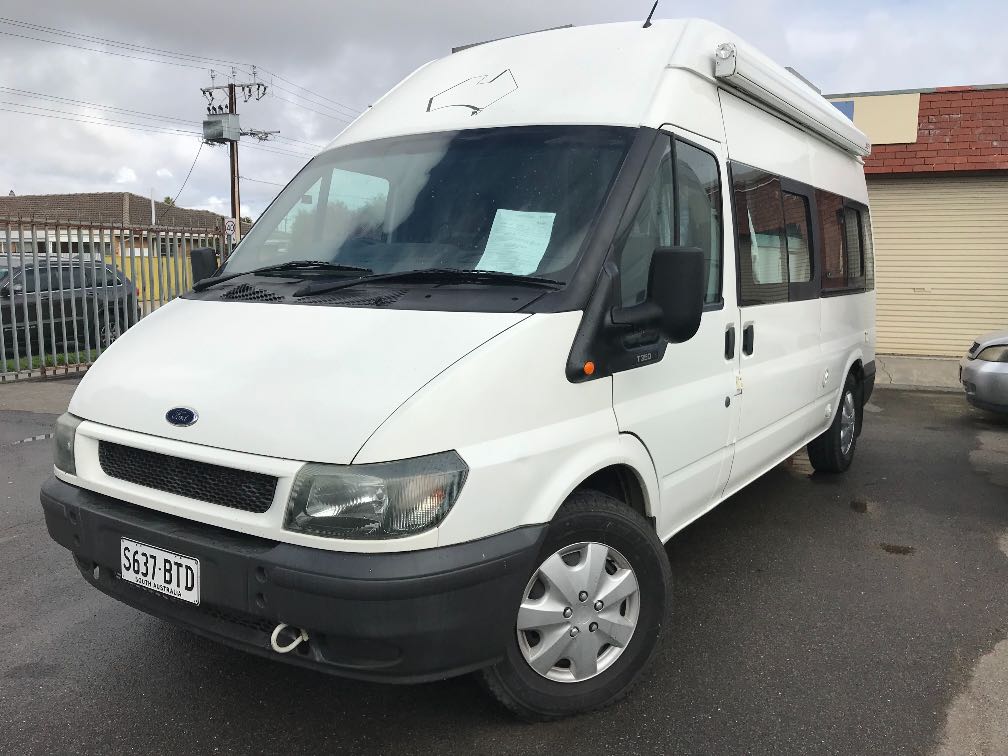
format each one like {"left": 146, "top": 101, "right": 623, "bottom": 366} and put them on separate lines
{"left": 0, "top": 192, "right": 226, "bottom": 229}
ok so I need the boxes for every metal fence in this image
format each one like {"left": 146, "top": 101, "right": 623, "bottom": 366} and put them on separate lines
{"left": 1, "top": 216, "right": 231, "bottom": 382}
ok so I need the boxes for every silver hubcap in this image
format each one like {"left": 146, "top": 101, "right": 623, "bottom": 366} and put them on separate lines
{"left": 840, "top": 390, "right": 856, "bottom": 456}
{"left": 99, "top": 322, "right": 121, "bottom": 347}
{"left": 516, "top": 542, "right": 640, "bottom": 683}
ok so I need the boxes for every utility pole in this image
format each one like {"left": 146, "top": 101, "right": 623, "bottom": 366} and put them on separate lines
{"left": 228, "top": 82, "right": 240, "bottom": 221}
{"left": 201, "top": 69, "right": 273, "bottom": 237}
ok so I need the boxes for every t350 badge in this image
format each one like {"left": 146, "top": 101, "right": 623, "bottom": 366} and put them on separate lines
{"left": 427, "top": 69, "right": 517, "bottom": 116}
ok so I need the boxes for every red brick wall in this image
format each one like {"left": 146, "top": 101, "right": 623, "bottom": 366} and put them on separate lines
{"left": 865, "top": 87, "right": 1008, "bottom": 175}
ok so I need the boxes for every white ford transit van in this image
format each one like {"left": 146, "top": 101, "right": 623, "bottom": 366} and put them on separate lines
{"left": 42, "top": 19, "right": 876, "bottom": 720}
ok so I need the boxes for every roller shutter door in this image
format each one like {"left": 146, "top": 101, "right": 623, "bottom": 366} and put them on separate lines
{"left": 867, "top": 175, "right": 1008, "bottom": 356}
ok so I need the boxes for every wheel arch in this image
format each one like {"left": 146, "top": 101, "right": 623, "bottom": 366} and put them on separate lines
{"left": 547, "top": 434, "right": 661, "bottom": 529}
{"left": 574, "top": 464, "right": 651, "bottom": 523}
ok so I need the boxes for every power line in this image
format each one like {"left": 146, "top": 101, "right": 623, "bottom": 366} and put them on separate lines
{"left": 268, "top": 91, "right": 353, "bottom": 124}
{"left": 0, "top": 29, "right": 220, "bottom": 72}
{"left": 239, "top": 175, "right": 286, "bottom": 187}
{"left": 265, "top": 81, "right": 360, "bottom": 118}
{"left": 0, "top": 16, "right": 250, "bottom": 70}
{"left": 273, "top": 134, "right": 326, "bottom": 149}
{"left": 3, "top": 84, "right": 327, "bottom": 151}
{"left": 260, "top": 75, "right": 361, "bottom": 117}
{"left": 2, "top": 29, "right": 357, "bottom": 127}
{"left": 172, "top": 142, "right": 203, "bottom": 203}
{"left": 0, "top": 98, "right": 316, "bottom": 159}
{"left": 241, "top": 141, "right": 313, "bottom": 160}
{"left": 258, "top": 67, "right": 362, "bottom": 113}
{"left": 0, "top": 85, "right": 195, "bottom": 126}
{"left": 0, "top": 16, "right": 363, "bottom": 118}
{"left": 0, "top": 100, "right": 202, "bottom": 137}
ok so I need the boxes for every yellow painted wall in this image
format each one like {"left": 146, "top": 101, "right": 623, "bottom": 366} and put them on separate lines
{"left": 828, "top": 92, "right": 921, "bottom": 145}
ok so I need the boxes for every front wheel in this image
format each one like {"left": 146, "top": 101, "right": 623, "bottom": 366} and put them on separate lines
{"left": 807, "top": 372, "right": 862, "bottom": 473}
{"left": 480, "top": 490, "right": 672, "bottom": 721}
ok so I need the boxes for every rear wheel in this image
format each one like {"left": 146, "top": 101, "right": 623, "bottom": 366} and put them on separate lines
{"left": 807, "top": 372, "right": 861, "bottom": 473}
{"left": 480, "top": 490, "right": 672, "bottom": 721}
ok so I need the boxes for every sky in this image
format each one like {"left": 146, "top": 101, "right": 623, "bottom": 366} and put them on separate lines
{"left": 1, "top": 0, "right": 1006, "bottom": 220}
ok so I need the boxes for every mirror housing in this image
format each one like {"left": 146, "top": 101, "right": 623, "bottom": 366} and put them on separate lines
{"left": 611, "top": 246, "right": 705, "bottom": 343}
{"left": 190, "top": 247, "right": 220, "bottom": 286}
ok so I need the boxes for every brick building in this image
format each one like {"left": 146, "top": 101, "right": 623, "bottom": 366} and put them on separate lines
{"left": 0, "top": 191, "right": 225, "bottom": 229}
{"left": 0, "top": 191, "right": 229, "bottom": 262}
{"left": 828, "top": 86, "right": 1008, "bottom": 357}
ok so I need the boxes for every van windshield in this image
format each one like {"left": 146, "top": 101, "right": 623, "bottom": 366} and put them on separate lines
{"left": 223, "top": 126, "right": 634, "bottom": 285}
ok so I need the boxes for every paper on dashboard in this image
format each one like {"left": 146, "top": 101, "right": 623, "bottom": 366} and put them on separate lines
{"left": 477, "top": 209, "right": 556, "bottom": 275}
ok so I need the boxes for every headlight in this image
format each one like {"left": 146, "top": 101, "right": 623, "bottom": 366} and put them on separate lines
{"left": 284, "top": 451, "right": 468, "bottom": 539}
{"left": 54, "top": 413, "right": 83, "bottom": 475}
{"left": 976, "top": 345, "right": 1008, "bottom": 363}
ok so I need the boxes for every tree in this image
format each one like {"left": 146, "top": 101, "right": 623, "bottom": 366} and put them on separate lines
{"left": 162, "top": 196, "right": 176, "bottom": 206}
{"left": 240, "top": 215, "right": 253, "bottom": 225}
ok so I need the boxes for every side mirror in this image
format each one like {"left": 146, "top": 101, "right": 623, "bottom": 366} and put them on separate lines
{"left": 611, "top": 246, "right": 705, "bottom": 343}
{"left": 190, "top": 247, "right": 220, "bottom": 286}
{"left": 3, "top": 283, "right": 24, "bottom": 296}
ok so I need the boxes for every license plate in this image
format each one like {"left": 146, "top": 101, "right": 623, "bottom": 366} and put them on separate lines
{"left": 120, "top": 538, "right": 200, "bottom": 605}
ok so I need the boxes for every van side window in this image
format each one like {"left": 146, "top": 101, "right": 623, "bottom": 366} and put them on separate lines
{"left": 782, "top": 192, "right": 812, "bottom": 284}
{"left": 816, "top": 190, "right": 846, "bottom": 289}
{"left": 675, "top": 140, "right": 722, "bottom": 305}
{"left": 733, "top": 165, "right": 788, "bottom": 305}
{"left": 843, "top": 206, "right": 864, "bottom": 280}
{"left": 618, "top": 144, "right": 674, "bottom": 306}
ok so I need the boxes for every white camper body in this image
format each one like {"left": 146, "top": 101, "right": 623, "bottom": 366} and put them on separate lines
{"left": 42, "top": 19, "right": 875, "bottom": 718}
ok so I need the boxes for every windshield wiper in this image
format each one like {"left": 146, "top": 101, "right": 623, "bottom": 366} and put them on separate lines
{"left": 192, "top": 260, "right": 373, "bottom": 292}
{"left": 292, "top": 268, "right": 563, "bottom": 297}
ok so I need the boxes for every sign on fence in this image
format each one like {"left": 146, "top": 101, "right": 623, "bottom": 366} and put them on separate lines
{"left": 224, "top": 218, "right": 239, "bottom": 246}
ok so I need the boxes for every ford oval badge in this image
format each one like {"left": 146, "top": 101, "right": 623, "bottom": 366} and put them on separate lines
{"left": 166, "top": 407, "right": 198, "bottom": 427}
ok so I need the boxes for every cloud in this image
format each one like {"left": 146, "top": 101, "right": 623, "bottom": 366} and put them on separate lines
{"left": 114, "top": 166, "right": 137, "bottom": 184}
{"left": 785, "top": 28, "right": 861, "bottom": 58}
{"left": 0, "top": 1, "right": 1006, "bottom": 216}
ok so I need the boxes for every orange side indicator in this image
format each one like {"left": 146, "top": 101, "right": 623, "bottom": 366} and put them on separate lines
{"left": 583, "top": 361, "right": 596, "bottom": 376}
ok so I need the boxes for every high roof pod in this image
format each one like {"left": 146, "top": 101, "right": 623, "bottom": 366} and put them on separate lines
{"left": 329, "top": 19, "right": 870, "bottom": 157}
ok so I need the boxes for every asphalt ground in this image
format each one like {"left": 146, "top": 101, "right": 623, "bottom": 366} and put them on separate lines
{"left": 1, "top": 383, "right": 1006, "bottom": 755}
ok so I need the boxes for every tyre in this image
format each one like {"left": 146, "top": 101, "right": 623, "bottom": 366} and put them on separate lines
{"left": 480, "top": 490, "right": 672, "bottom": 721}
{"left": 807, "top": 371, "right": 862, "bottom": 473}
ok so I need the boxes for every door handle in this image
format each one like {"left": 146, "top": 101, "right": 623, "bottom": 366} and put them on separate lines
{"left": 725, "top": 324, "right": 736, "bottom": 359}
{"left": 742, "top": 324, "right": 755, "bottom": 356}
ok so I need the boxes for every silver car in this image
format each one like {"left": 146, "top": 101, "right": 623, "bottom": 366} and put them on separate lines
{"left": 960, "top": 330, "right": 1008, "bottom": 414}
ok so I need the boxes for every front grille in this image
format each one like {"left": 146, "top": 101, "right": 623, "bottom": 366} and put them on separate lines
{"left": 98, "top": 441, "right": 277, "bottom": 513}
{"left": 221, "top": 283, "right": 285, "bottom": 303}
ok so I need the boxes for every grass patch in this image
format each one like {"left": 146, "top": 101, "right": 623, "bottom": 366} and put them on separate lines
{"left": 2, "top": 348, "right": 100, "bottom": 374}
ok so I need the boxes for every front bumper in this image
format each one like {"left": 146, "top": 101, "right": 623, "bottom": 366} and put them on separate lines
{"left": 960, "top": 358, "right": 1008, "bottom": 415}
{"left": 41, "top": 476, "right": 546, "bottom": 683}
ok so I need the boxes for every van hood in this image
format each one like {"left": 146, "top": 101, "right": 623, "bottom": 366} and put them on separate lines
{"left": 69, "top": 299, "right": 528, "bottom": 463}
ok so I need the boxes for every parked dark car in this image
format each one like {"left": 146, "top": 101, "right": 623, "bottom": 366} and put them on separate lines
{"left": 0, "top": 258, "right": 140, "bottom": 357}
